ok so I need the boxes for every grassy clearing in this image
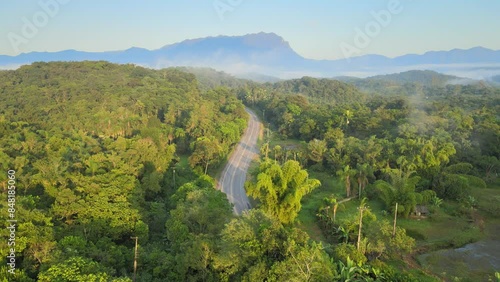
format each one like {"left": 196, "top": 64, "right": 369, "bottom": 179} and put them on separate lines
{"left": 268, "top": 138, "right": 304, "bottom": 148}
{"left": 401, "top": 184, "right": 500, "bottom": 252}
{"left": 400, "top": 210, "right": 484, "bottom": 251}
{"left": 412, "top": 184, "right": 500, "bottom": 281}
{"left": 177, "top": 155, "right": 190, "bottom": 168}
{"left": 297, "top": 170, "right": 346, "bottom": 242}
{"left": 298, "top": 172, "right": 500, "bottom": 280}
{"left": 470, "top": 186, "right": 500, "bottom": 219}
{"left": 418, "top": 249, "right": 499, "bottom": 282}
{"left": 298, "top": 173, "right": 500, "bottom": 246}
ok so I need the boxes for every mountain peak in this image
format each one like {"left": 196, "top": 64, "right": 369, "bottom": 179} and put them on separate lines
{"left": 241, "top": 32, "right": 290, "bottom": 49}
{"left": 162, "top": 32, "right": 290, "bottom": 50}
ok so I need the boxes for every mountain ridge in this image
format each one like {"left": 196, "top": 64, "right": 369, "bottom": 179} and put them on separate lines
{"left": 1, "top": 32, "right": 499, "bottom": 79}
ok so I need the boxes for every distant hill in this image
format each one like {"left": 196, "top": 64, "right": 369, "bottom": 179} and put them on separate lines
{"left": 174, "top": 67, "right": 250, "bottom": 90}
{"left": 366, "top": 70, "right": 462, "bottom": 86}
{"left": 335, "top": 70, "right": 497, "bottom": 96}
{"left": 1, "top": 32, "right": 500, "bottom": 80}
{"left": 236, "top": 73, "right": 282, "bottom": 83}
{"left": 392, "top": 47, "right": 500, "bottom": 65}
{"left": 334, "top": 70, "right": 462, "bottom": 86}
{"left": 268, "top": 76, "right": 365, "bottom": 105}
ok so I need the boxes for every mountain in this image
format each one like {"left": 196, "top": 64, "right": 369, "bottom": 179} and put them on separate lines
{"left": 393, "top": 47, "right": 500, "bottom": 65}
{"left": 1, "top": 32, "right": 500, "bottom": 80}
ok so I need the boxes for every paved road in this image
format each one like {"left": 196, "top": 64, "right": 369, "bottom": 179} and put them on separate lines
{"left": 218, "top": 108, "right": 261, "bottom": 215}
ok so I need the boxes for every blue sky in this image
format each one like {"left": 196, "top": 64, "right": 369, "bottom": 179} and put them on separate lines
{"left": 1, "top": 0, "right": 499, "bottom": 59}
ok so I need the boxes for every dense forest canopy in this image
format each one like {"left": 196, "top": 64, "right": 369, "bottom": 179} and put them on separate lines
{"left": 240, "top": 76, "right": 499, "bottom": 173}
{"left": 0, "top": 63, "right": 499, "bottom": 281}
{"left": 238, "top": 74, "right": 499, "bottom": 281}
{"left": 0, "top": 62, "right": 249, "bottom": 281}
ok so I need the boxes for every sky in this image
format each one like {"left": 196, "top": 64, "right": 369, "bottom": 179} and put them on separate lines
{"left": 1, "top": 0, "right": 499, "bottom": 60}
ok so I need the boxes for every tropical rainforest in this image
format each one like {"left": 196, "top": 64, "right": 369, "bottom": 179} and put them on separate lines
{"left": 0, "top": 62, "right": 499, "bottom": 281}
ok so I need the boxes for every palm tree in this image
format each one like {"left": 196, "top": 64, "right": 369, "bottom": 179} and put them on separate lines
{"left": 374, "top": 169, "right": 420, "bottom": 218}
{"left": 343, "top": 109, "right": 353, "bottom": 128}
{"left": 324, "top": 195, "right": 340, "bottom": 224}
{"left": 355, "top": 163, "right": 373, "bottom": 200}
{"left": 307, "top": 139, "right": 327, "bottom": 164}
{"left": 337, "top": 165, "right": 356, "bottom": 198}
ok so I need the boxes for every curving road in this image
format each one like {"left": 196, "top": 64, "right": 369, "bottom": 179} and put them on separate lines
{"left": 218, "top": 108, "right": 261, "bottom": 215}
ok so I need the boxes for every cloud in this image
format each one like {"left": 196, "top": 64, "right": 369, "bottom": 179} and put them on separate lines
{"left": 0, "top": 64, "right": 22, "bottom": 70}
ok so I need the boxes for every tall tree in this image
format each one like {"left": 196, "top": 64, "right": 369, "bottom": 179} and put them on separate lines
{"left": 307, "top": 139, "right": 327, "bottom": 164}
{"left": 246, "top": 160, "right": 320, "bottom": 224}
{"left": 336, "top": 165, "right": 356, "bottom": 198}
{"left": 375, "top": 169, "right": 420, "bottom": 217}
{"left": 189, "top": 137, "right": 222, "bottom": 174}
{"left": 355, "top": 163, "right": 373, "bottom": 199}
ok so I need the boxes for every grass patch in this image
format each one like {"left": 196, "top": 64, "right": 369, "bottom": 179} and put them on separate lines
{"left": 177, "top": 155, "right": 190, "bottom": 168}
{"left": 268, "top": 138, "right": 304, "bottom": 148}
{"left": 470, "top": 186, "right": 500, "bottom": 219}
{"left": 297, "top": 170, "right": 344, "bottom": 242}
{"left": 384, "top": 259, "right": 440, "bottom": 282}
{"left": 418, "top": 244, "right": 500, "bottom": 282}
{"left": 398, "top": 207, "right": 484, "bottom": 251}
{"left": 404, "top": 183, "right": 500, "bottom": 281}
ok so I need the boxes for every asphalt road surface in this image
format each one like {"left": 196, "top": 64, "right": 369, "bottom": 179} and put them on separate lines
{"left": 218, "top": 107, "right": 261, "bottom": 215}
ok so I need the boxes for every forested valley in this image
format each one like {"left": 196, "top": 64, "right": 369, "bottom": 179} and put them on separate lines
{"left": 0, "top": 62, "right": 499, "bottom": 281}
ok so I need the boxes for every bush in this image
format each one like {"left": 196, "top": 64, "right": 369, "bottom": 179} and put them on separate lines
{"left": 333, "top": 243, "right": 367, "bottom": 265}
{"left": 421, "top": 190, "right": 437, "bottom": 204}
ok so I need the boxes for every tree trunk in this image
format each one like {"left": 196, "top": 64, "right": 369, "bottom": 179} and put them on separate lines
{"left": 333, "top": 204, "right": 338, "bottom": 224}
{"left": 358, "top": 180, "right": 362, "bottom": 200}
{"left": 393, "top": 203, "right": 398, "bottom": 237}
{"left": 357, "top": 207, "right": 364, "bottom": 251}
{"left": 346, "top": 175, "right": 351, "bottom": 197}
